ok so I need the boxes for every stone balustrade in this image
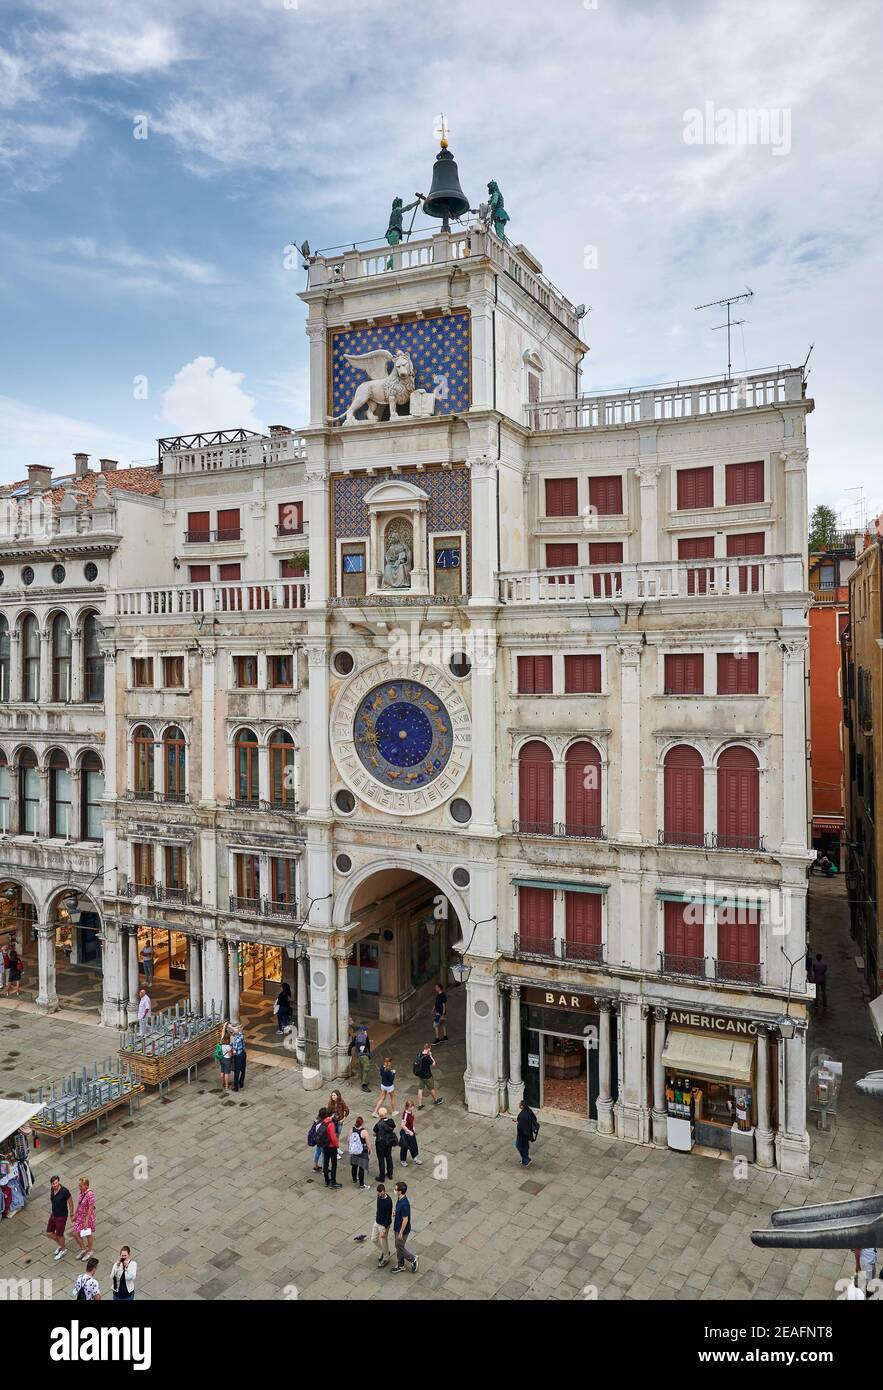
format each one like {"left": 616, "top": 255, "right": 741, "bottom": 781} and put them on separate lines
{"left": 498, "top": 553, "right": 806, "bottom": 604}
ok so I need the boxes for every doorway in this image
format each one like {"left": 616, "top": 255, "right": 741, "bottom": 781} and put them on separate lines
{"left": 347, "top": 933, "right": 381, "bottom": 1013}
{"left": 540, "top": 1033, "right": 589, "bottom": 1117}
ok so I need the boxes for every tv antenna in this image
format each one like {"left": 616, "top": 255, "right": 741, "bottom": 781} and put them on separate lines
{"left": 694, "top": 288, "right": 754, "bottom": 381}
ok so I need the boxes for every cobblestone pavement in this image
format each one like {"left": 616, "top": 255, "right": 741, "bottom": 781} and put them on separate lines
{"left": 1, "top": 875, "right": 881, "bottom": 1302}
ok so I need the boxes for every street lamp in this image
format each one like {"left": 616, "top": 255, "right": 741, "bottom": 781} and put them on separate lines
{"left": 449, "top": 914, "right": 497, "bottom": 986}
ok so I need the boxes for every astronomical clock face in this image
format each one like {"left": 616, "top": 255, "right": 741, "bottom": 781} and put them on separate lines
{"left": 331, "top": 662, "right": 471, "bottom": 816}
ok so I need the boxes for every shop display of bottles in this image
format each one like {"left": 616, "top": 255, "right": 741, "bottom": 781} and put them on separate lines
{"left": 119, "top": 1002, "right": 221, "bottom": 1058}
{"left": 665, "top": 1076, "right": 694, "bottom": 1120}
{"left": 24, "top": 1059, "right": 140, "bottom": 1130}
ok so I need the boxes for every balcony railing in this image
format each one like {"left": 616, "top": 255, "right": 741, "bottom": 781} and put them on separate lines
{"left": 121, "top": 882, "right": 158, "bottom": 900}
{"left": 264, "top": 899, "right": 298, "bottom": 919}
{"left": 714, "top": 958, "right": 762, "bottom": 986}
{"left": 161, "top": 885, "right": 189, "bottom": 904}
{"left": 120, "top": 882, "right": 190, "bottom": 905}
{"left": 658, "top": 829, "right": 710, "bottom": 849}
{"left": 229, "top": 894, "right": 262, "bottom": 915}
{"left": 116, "top": 579, "right": 308, "bottom": 617}
{"left": 156, "top": 789, "right": 187, "bottom": 805}
{"left": 512, "top": 820, "right": 606, "bottom": 841}
{"left": 184, "top": 528, "right": 242, "bottom": 543}
{"left": 498, "top": 554, "right": 804, "bottom": 605}
{"left": 226, "top": 797, "right": 300, "bottom": 816}
{"left": 710, "top": 832, "right": 765, "bottom": 852}
{"left": 160, "top": 429, "right": 306, "bottom": 474}
{"left": 658, "top": 951, "right": 763, "bottom": 986}
{"left": 276, "top": 524, "right": 305, "bottom": 537}
{"left": 659, "top": 951, "right": 707, "bottom": 979}
{"left": 228, "top": 895, "right": 299, "bottom": 919}
{"left": 525, "top": 366, "right": 804, "bottom": 432}
{"left": 514, "top": 934, "right": 604, "bottom": 965}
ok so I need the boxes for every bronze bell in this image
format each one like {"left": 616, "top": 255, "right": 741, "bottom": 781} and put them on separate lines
{"left": 423, "top": 142, "right": 470, "bottom": 231}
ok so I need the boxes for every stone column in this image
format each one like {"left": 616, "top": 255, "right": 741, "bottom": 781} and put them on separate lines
{"left": 38, "top": 628, "right": 52, "bottom": 705}
{"left": 296, "top": 954, "right": 308, "bottom": 1060}
{"left": 227, "top": 942, "right": 240, "bottom": 1024}
{"left": 780, "top": 637, "right": 809, "bottom": 855}
{"left": 775, "top": 1024, "right": 810, "bottom": 1176}
{"left": 70, "top": 628, "right": 83, "bottom": 703}
{"left": 637, "top": 460, "right": 660, "bottom": 563}
{"left": 304, "top": 642, "right": 330, "bottom": 814}
{"left": 200, "top": 651, "right": 216, "bottom": 804}
{"left": 9, "top": 630, "right": 20, "bottom": 706}
{"left": 127, "top": 928, "right": 140, "bottom": 1020}
{"left": 468, "top": 611, "right": 498, "bottom": 834}
{"left": 35, "top": 923, "right": 59, "bottom": 1014}
{"left": 616, "top": 642, "right": 643, "bottom": 843}
{"left": 305, "top": 467, "right": 329, "bottom": 605}
{"left": 188, "top": 936, "right": 202, "bottom": 1013}
{"left": 99, "top": 924, "right": 126, "bottom": 1028}
{"left": 755, "top": 1026, "right": 775, "bottom": 1168}
{"left": 201, "top": 937, "right": 227, "bottom": 1017}
{"left": 614, "top": 996, "right": 652, "bottom": 1142}
{"left": 463, "top": 860, "right": 503, "bottom": 1116}
{"left": 307, "top": 942, "right": 337, "bottom": 1080}
{"left": 306, "top": 318, "right": 327, "bottom": 429}
{"left": 102, "top": 649, "right": 118, "bottom": 799}
{"left": 596, "top": 998, "right": 615, "bottom": 1134}
{"left": 37, "top": 767, "right": 51, "bottom": 838}
{"left": 69, "top": 770, "right": 81, "bottom": 845}
{"left": 334, "top": 949, "right": 350, "bottom": 1068}
{"left": 468, "top": 454, "right": 498, "bottom": 603}
{"left": 507, "top": 983, "right": 524, "bottom": 1111}
{"left": 652, "top": 1006, "right": 668, "bottom": 1144}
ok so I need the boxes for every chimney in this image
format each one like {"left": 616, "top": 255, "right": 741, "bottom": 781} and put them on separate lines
{"left": 73, "top": 453, "right": 90, "bottom": 477}
{"left": 27, "top": 465, "right": 53, "bottom": 495}
{"left": 99, "top": 458, "right": 118, "bottom": 473}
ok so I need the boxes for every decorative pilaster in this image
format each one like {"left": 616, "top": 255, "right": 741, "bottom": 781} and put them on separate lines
{"left": 38, "top": 628, "right": 52, "bottom": 705}
{"left": 755, "top": 1026, "right": 775, "bottom": 1168}
{"left": 305, "top": 467, "right": 330, "bottom": 605}
{"left": 334, "top": 950, "right": 350, "bottom": 1070}
{"left": 69, "top": 628, "right": 83, "bottom": 703}
{"left": 616, "top": 641, "right": 643, "bottom": 844}
{"left": 304, "top": 641, "right": 331, "bottom": 816}
{"left": 200, "top": 651, "right": 216, "bottom": 804}
{"left": 100, "top": 924, "right": 127, "bottom": 1028}
{"left": 467, "top": 453, "right": 499, "bottom": 603}
{"left": 651, "top": 1006, "right": 668, "bottom": 1144}
{"left": 227, "top": 942, "right": 240, "bottom": 1024}
{"left": 775, "top": 1023, "right": 810, "bottom": 1176}
{"left": 779, "top": 637, "right": 809, "bottom": 855}
{"left": 637, "top": 461, "right": 661, "bottom": 563}
{"left": 596, "top": 997, "right": 615, "bottom": 1134}
{"left": 35, "top": 924, "right": 59, "bottom": 1014}
{"left": 189, "top": 936, "right": 202, "bottom": 1014}
{"left": 506, "top": 983, "right": 524, "bottom": 1111}
{"left": 127, "top": 929, "right": 140, "bottom": 1020}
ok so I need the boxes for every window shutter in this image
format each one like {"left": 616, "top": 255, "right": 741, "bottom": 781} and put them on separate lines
{"left": 664, "top": 654, "right": 704, "bottom": 695}
{"left": 565, "top": 891, "right": 601, "bottom": 945}
{"left": 677, "top": 466, "right": 714, "bottom": 510}
{"left": 663, "top": 746, "right": 704, "bottom": 843}
{"left": 664, "top": 899, "right": 704, "bottom": 961}
{"left": 544, "top": 478, "right": 579, "bottom": 517}
{"left": 218, "top": 563, "right": 241, "bottom": 581}
{"left": 518, "top": 742, "right": 553, "bottom": 832}
{"left": 517, "top": 656, "right": 553, "bottom": 694}
{"left": 717, "top": 747, "right": 760, "bottom": 847}
{"left": 565, "top": 741, "right": 601, "bottom": 834}
{"left": 216, "top": 508, "right": 240, "bottom": 538}
{"left": 588, "top": 475, "right": 623, "bottom": 516}
{"left": 187, "top": 510, "right": 210, "bottom": 538}
{"left": 545, "top": 543, "right": 579, "bottom": 569}
{"left": 519, "top": 887, "right": 553, "bottom": 946}
{"left": 564, "top": 654, "right": 602, "bottom": 693}
{"left": 588, "top": 542, "right": 623, "bottom": 598}
{"left": 725, "top": 461, "right": 764, "bottom": 506}
{"left": 726, "top": 532, "right": 765, "bottom": 593}
{"left": 678, "top": 535, "right": 715, "bottom": 594}
{"left": 717, "top": 652, "right": 759, "bottom": 694}
{"left": 188, "top": 565, "right": 210, "bottom": 583}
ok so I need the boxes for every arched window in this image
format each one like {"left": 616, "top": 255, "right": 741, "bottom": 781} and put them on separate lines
{"left": 234, "top": 728, "right": 259, "bottom": 804}
{"left": 83, "top": 612, "right": 104, "bottom": 702}
{"left": 0, "top": 617, "right": 9, "bottom": 702}
{"left": 517, "top": 740, "right": 553, "bottom": 835}
{"left": 717, "top": 746, "right": 760, "bottom": 849}
{"left": 269, "top": 729, "right": 295, "bottom": 806}
{"left": 564, "top": 741, "right": 602, "bottom": 837}
{"left": 163, "top": 726, "right": 186, "bottom": 802}
{"left": 0, "top": 753, "right": 9, "bottom": 832}
{"left": 49, "top": 751, "right": 71, "bottom": 837}
{"left": 52, "top": 614, "right": 72, "bottom": 702}
{"left": 133, "top": 726, "right": 154, "bottom": 798}
{"left": 18, "top": 748, "right": 39, "bottom": 834}
{"left": 21, "top": 615, "right": 40, "bottom": 702}
{"left": 663, "top": 745, "right": 705, "bottom": 847}
{"left": 81, "top": 751, "right": 104, "bottom": 840}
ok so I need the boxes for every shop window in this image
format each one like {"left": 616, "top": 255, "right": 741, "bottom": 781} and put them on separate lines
{"left": 726, "top": 531, "right": 765, "bottom": 593}
{"left": 18, "top": 748, "right": 39, "bottom": 833}
{"left": 268, "top": 655, "right": 293, "bottom": 688}
{"left": 725, "top": 460, "right": 764, "bottom": 506}
{"left": 216, "top": 508, "right": 241, "bottom": 541}
{"left": 269, "top": 857, "right": 297, "bottom": 912}
{"left": 716, "top": 746, "right": 760, "bottom": 849}
{"left": 518, "top": 886, "right": 554, "bottom": 955}
{"left": 588, "top": 541, "right": 623, "bottom": 597}
{"left": 269, "top": 729, "right": 296, "bottom": 806}
{"left": 163, "top": 656, "right": 185, "bottom": 688}
{"left": 663, "top": 899, "right": 705, "bottom": 975}
{"left": 588, "top": 475, "right": 623, "bottom": 516}
{"left": 83, "top": 612, "right": 104, "bottom": 702}
{"left": 564, "top": 892, "right": 602, "bottom": 962}
{"left": 544, "top": 477, "right": 579, "bottom": 517}
{"left": 81, "top": 752, "right": 104, "bottom": 840}
{"left": 518, "top": 741, "right": 554, "bottom": 835}
{"left": 186, "top": 510, "right": 210, "bottom": 542}
{"left": 564, "top": 742, "right": 602, "bottom": 837}
{"left": 664, "top": 653, "right": 704, "bottom": 695}
{"left": 678, "top": 535, "right": 715, "bottom": 594}
{"left": 564, "top": 653, "right": 601, "bottom": 693}
{"left": 716, "top": 906, "right": 760, "bottom": 983}
{"left": 0, "top": 617, "right": 8, "bottom": 702}
{"left": 234, "top": 728, "right": 259, "bottom": 803}
{"left": 51, "top": 614, "right": 72, "bottom": 702}
{"left": 433, "top": 536, "right": 462, "bottom": 595}
{"left": 663, "top": 745, "right": 704, "bottom": 846}
{"left": 545, "top": 542, "right": 578, "bottom": 569}
{"left": 340, "top": 544, "right": 367, "bottom": 598}
{"left": 234, "top": 655, "right": 258, "bottom": 688}
{"left": 133, "top": 726, "right": 154, "bottom": 797}
{"left": 277, "top": 501, "right": 303, "bottom": 535}
{"left": 50, "top": 751, "right": 72, "bottom": 837}
{"left": 21, "top": 614, "right": 40, "bottom": 702}
{"left": 717, "top": 652, "right": 759, "bottom": 694}
{"left": 132, "top": 656, "right": 153, "bottom": 688}
{"left": 164, "top": 845, "right": 187, "bottom": 896}
{"left": 163, "top": 726, "right": 186, "bottom": 802}
{"left": 133, "top": 842, "right": 154, "bottom": 888}
{"left": 517, "top": 655, "right": 553, "bottom": 694}
{"left": 676, "top": 466, "right": 714, "bottom": 510}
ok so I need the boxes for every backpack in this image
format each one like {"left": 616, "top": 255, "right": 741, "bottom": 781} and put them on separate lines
{"left": 529, "top": 1113, "right": 540, "bottom": 1143}
{"left": 313, "top": 1120, "right": 330, "bottom": 1149}
{"left": 413, "top": 1053, "right": 427, "bottom": 1078}
{"left": 355, "top": 1029, "right": 369, "bottom": 1054}
{"left": 74, "top": 1277, "right": 88, "bottom": 1301}
{"left": 348, "top": 1128, "right": 364, "bottom": 1156}
{"left": 307, "top": 1121, "right": 319, "bottom": 1147}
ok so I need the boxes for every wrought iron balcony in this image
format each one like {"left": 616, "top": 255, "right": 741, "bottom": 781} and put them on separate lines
{"left": 560, "top": 939, "right": 604, "bottom": 965}
{"left": 184, "top": 527, "right": 242, "bottom": 543}
{"left": 275, "top": 523, "right": 304, "bottom": 537}
{"left": 659, "top": 951, "right": 707, "bottom": 979}
{"left": 514, "top": 934, "right": 603, "bottom": 965}
{"left": 159, "top": 885, "right": 189, "bottom": 904}
{"left": 657, "top": 829, "right": 710, "bottom": 849}
{"left": 156, "top": 789, "right": 188, "bottom": 805}
{"left": 264, "top": 899, "right": 298, "bottom": 919}
{"left": 709, "top": 832, "right": 765, "bottom": 852}
{"left": 229, "top": 894, "right": 262, "bottom": 915}
{"left": 121, "top": 882, "right": 159, "bottom": 900}
{"left": 512, "top": 820, "right": 606, "bottom": 841}
{"left": 714, "top": 958, "right": 762, "bottom": 986}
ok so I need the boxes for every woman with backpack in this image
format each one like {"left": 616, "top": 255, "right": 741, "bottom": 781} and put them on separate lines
{"left": 399, "top": 1099, "right": 422, "bottom": 1167}
{"left": 348, "top": 1116, "right": 371, "bottom": 1188}
{"left": 314, "top": 1107, "right": 341, "bottom": 1189}
{"left": 372, "top": 1056, "right": 397, "bottom": 1119}
{"left": 309, "top": 1108, "right": 326, "bottom": 1171}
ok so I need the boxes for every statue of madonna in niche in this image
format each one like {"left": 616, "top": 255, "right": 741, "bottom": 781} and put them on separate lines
{"left": 381, "top": 519, "right": 413, "bottom": 589}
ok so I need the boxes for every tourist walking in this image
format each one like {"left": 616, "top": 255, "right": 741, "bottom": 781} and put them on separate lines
{"left": 372, "top": 1056, "right": 397, "bottom": 1118}
{"left": 414, "top": 1043, "right": 443, "bottom": 1108}
{"left": 392, "top": 1181, "right": 418, "bottom": 1274}
{"left": 316, "top": 1107, "right": 341, "bottom": 1189}
{"left": 373, "top": 1107, "right": 397, "bottom": 1183}
{"left": 399, "top": 1099, "right": 422, "bottom": 1167}
{"left": 137, "top": 987, "right": 152, "bottom": 1035}
{"left": 6, "top": 947, "right": 22, "bottom": 997}
{"left": 854, "top": 1245, "right": 877, "bottom": 1288}
{"left": 812, "top": 953, "right": 829, "bottom": 1009}
{"left": 216, "top": 1024, "right": 233, "bottom": 1090}
{"left": 372, "top": 1183, "right": 393, "bottom": 1268}
{"left": 111, "top": 1246, "right": 137, "bottom": 1300}
{"left": 46, "top": 1175, "right": 74, "bottom": 1261}
{"left": 231, "top": 1024, "right": 247, "bottom": 1092}
{"left": 348, "top": 1116, "right": 371, "bottom": 1189}
{"left": 72, "top": 1176, "right": 96, "bottom": 1259}
{"left": 348, "top": 1024, "right": 372, "bottom": 1091}
{"left": 0, "top": 943, "right": 8, "bottom": 992}
{"left": 72, "top": 1257, "right": 101, "bottom": 1300}
{"left": 511, "top": 1098, "right": 539, "bottom": 1167}
{"left": 432, "top": 983, "right": 448, "bottom": 1042}
{"left": 141, "top": 939, "right": 154, "bottom": 986}
{"left": 275, "top": 983, "right": 292, "bottom": 1035}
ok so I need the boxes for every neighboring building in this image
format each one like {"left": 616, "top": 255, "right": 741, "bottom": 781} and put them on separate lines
{"left": 808, "top": 532, "right": 858, "bottom": 861}
{"left": 0, "top": 193, "right": 816, "bottom": 1176}
{"left": 842, "top": 532, "right": 883, "bottom": 995}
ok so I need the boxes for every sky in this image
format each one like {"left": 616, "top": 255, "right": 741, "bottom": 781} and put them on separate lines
{"left": 1, "top": 0, "right": 881, "bottom": 522}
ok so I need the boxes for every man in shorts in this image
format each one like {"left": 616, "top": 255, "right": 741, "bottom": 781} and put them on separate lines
{"left": 46, "top": 1175, "right": 74, "bottom": 1260}
{"left": 432, "top": 983, "right": 448, "bottom": 1043}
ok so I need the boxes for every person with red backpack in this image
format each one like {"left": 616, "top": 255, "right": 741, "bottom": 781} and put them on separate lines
{"left": 314, "top": 1108, "right": 341, "bottom": 1189}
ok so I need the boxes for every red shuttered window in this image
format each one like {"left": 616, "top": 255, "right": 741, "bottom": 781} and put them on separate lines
{"left": 716, "top": 746, "right": 760, "bottom": 849}
{"left": 717, "top": 652, "right": 759, "bottom": 694}
{"left": 677, "top": 466, "right": 714, "bottom": 510}
{"left": 518, "top": 741, "right": 553, "bottom": 834}
{"left": 725, "top": 461, "right": 764, "bottom": 506}
{"left": 726, "top": 532, "right": 765, "bottom": 593}
{"left": 588, "top": 475, "right": 623, "bottom": 516}
{"left": 678, "top": 535, "right": 715, "bottom": 594}
{"left": 564, "top": 653, "right": 602, "bottom": 693}
{"left": 545, "top": 478, "right": 579, "bottom": 517}
{"left": 588, "top": 541, "right": 623, "bottom": 598}
{"left": 565, "top": 741, "right": 602, "bottom": 836}
{"left": 216, "top": 508, "right": 241, "bottom": 541}
{"left": 518, "top": 886, "right": 554, "bottom": 954}
{"left": 664, "top": 654, "right": 704, "bottom": 695}
{"left": 663, "top": 745, "right": 704, "bottom": 846}
{"left": 717, "top": 906, "right": 760, "bottom": 983}
{"left": 517, "top": 655, "right": 553, "bottom": 694}
{"left": 186, "top": 510, "right": 210, "bottom": 541}
{"left": 545, "top": 543, "right": 579, "bottom": 569}
{"left": 565, "top": 892, "right": 602, "bottom": 962}
{"left": 664, "top": 899, "right": 705, "bottom": 975}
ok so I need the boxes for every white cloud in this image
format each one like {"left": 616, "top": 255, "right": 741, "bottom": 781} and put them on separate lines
{"left": 160, "top": 357, "right": 264, "bottom": 434}
{"left": 0, "top": 396, "right": 151, "bottom": 484}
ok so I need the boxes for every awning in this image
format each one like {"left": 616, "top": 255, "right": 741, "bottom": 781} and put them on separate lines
{"left": 869, "top": 994, "right": 883, "bottom": 1045}
{"left": 662, "top": 1028, "right": 755, "bottom": 1084}
{"left": 0, "top": 1099, "right": 46, "bottom": 1145}
{"left": 812, "top": 819, "right": 844, "bottom": 835}
{"left": 512, "top": 878, "right": 608, "bottom": 895}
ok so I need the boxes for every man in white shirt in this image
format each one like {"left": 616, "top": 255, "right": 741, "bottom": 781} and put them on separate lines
{"left": 137, "top": 989, "right": 152, "bottom": 1035}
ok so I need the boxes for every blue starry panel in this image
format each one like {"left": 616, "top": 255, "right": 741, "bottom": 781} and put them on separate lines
{"left": 354, "top": 680, "right": 454, "bottom": 788}
{"left": 330, "top": 310, "right": 471, "bottom": 420}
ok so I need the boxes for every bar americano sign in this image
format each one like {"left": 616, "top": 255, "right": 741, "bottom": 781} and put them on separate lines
{"left": 668, "top": 1009, "right": 760, "bottom": 1037}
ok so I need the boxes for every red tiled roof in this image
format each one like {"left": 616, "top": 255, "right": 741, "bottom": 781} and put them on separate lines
{"left": 0, "top": 467, "right": 162, "bottom": 507}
